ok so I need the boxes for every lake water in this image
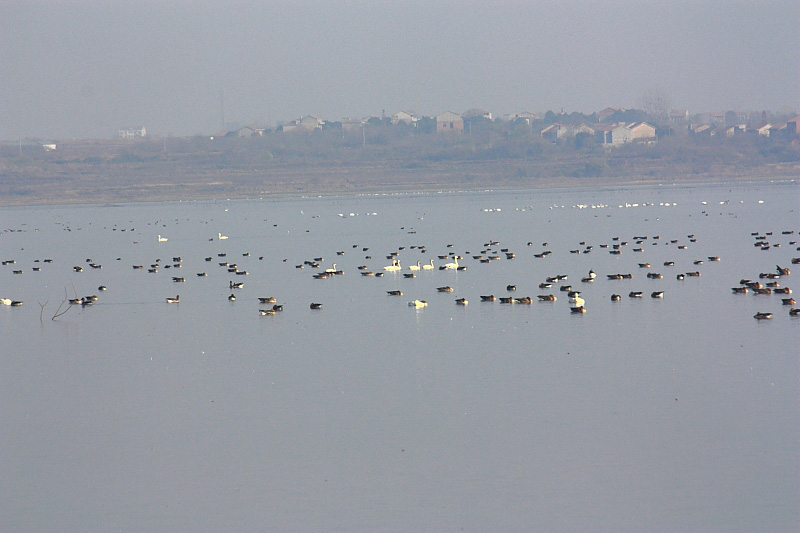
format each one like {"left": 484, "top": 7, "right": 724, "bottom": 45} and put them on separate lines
{"left": 2, "top": 181, "right": 798, "bottom": 531}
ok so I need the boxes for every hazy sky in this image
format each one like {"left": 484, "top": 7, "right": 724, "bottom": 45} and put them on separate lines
{"left": 1, "top": 0, "right": 798, "bottom": 140}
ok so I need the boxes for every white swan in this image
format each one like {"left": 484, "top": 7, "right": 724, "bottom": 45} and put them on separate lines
{"left": 383, "top": 260, "right": 401, "bottom": 271}
{"left": 218, "top": 232, "right": 228, "bottom": 240}
{"left": 325, "top": 264, "right": 337, "bottom": 274}
{"left": 0, "top": 298, "right": 12, "bottom": 305}
{"left": 157, "top": 235, "right": 168, "bottom": 242}
{"left": 443, "top": 257, "right": 459, "bottom": 269}
{"left": 422, "top": 259, "right": 434, "bottom": 270}
{"left": 409, "top": 261, "right": 421, "bottom": 271}
{"left": 408, "top": 299, "right": 428, "bottom": 308}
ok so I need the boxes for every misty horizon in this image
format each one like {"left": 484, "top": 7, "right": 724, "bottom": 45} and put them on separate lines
{"left": 2, "top": 0, "right": 798, "bottom": 140}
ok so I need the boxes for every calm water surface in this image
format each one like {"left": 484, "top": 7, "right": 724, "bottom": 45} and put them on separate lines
{"left": 2, "top": 181, "right": 798, "bottom": 531}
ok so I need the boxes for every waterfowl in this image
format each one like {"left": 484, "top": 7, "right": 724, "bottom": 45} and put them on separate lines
{"left": 0, "top": 298, "right": 12, "bottom": 305}
{"left": 506, "top": 285, "right": 516, "bottom": 291}
{"left": 258, "top": 297, "right": 277, "bottom": 304}
{"left": 753, "top": 288, "right": 772, "bottom": 295}
{"left": 422, "top": 259, "right": 435, "bottom": 270}
{"left": 570, "top": 306, "right": 587, "bottom": 313}
{"left": 409, "top": 261, "right": 421, "bottom": 271}
{"left": 514, "top": 296, "right": 532, "bottom": 304}
{"left": 10, "top": 300, "right": 23, "bottom": 306}
{"left": 455, "top": 298, "right": 469, "bottom": 305}
{"left": 387, "top": 290, "right": 403, "bottom": 296}
{"left": 73, "top": 266, "right": 84, "bottom": 272}
{"left": 663, "top": 261, "right": 675, "bottom": 266}
{"left": 610, "top": 294, "right": 621, "bottom": 301}
{"left": 651, "top": 291, "right": 664, "bottom": 298}
{"left": 98, "top": 285, "right": 107, "bottom": 291}
{"left": 310, "top": 302, "right": 323, "bottom": 309}
{"left": 646, "top": 272, "right": 663, "bottom": 279}
{"left": 790, "top": 308, "right": 800, "bottom": 316}
{"left": 230, "top": 281, "right": 244, "bottom": 289}
{"left": 383, "top": 260, "right": 402, "bottom": 271}
{"left": 408, "top": 300, "right": 428, "bottom": 308}
{"left": 172, "top": 277, "right": 185, "bottom": 282}
{"left": 708, "top": 256, "right": 721, "bottom": 261}
{"left": 686, "top": 271, "right": 701, "bottom": 277}
{"left": 324, "top": 264, "right": 338, "bottom": 274}
{"left": 228, "top": 294, "right": 236, "bottom": 301}
{"left": 782, "top": 298, "right": 796, "bottom": 306}
{"left": 437, "top": 286, "right": 454, "bottom": 292}
{"left": 259, "top": 308, "right": 277, "bottom": 316}
{"left": 197, "top": 272, "right": 207, "bottom": 277}
{"left": 731, "top": 287, "right": 748, "bottom": 294}
{"left": 480, "top": 295, "right": 496, "bottom": 301}
{"left": 404, "top": 273, "right": 416, "bottom": 278}
{"left": 218, "top": 233, "right": 228, "bottom": 240}
{"left": 774, "top": 287, "right": 791, "bottom": 294}
{"left": 272, "top": 304, "right": 284, "bottom": 312}
{"left": 539, "top": 282, "right": 552, "bottom": 289}
{"left": 569, "top": 296, "right": 585, "bottom": 306}
{"left": 753, "top": 311, "right": 772, "bottom": 320}
{"left": 537, "top": 294, "right": 556, "bottom": 302}
{"left": 360, "top": 271, "right": 374, "bottom": 276}
{"left": 499, "top": 297, "right": 514, "bottom": 303}
{"left": 776, "top": 265, "right": 791, "bottom": 276}
{"left": 157, "top": 235, "right": 168, "bottom": 242}
{"left": 443, "top": 257, "right": 459, "bottom": 269}
{"left": 629, "top": 291, "right": 643, "bottom": 298}
{"left": 166, "top": 295, "right": 180, "bottom": 303}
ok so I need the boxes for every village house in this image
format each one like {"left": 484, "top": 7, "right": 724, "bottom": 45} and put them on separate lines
{"left": 436, "top": 111, "right": 464, "bottom": 134}
{"left": 540, "top": 123, "right": 595, "bottom": 142}
{"left": 118, "top": 126, "right": 146, "bottom": 139}
{"left": 627, "top": 122, "right": 656, "bottom": 141}
{"left": 594, "top": 123, "right": 632, "bottom": 145}
{"left": 391, "top": 111, "right": 417, "bottom": 125}
{"left": 340, "top": 117, "right": 365, "bottom": 133}
{"left": 282, "top": 115, "right": 323, "bottom": 132}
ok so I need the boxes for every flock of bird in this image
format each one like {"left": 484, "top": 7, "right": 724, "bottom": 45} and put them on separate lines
{"left": 3, "top": 225, "right": 797, "bottom": 321}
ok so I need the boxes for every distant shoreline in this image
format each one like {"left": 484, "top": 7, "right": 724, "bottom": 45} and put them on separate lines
{"left": 1, "top": 169, "right": 797, "bottom": 208}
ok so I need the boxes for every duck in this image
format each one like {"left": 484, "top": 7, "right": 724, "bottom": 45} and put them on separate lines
{"left": 228, "top": 294, "right": 236, "bottom": 301}
{"left": 387, "top": 290, "right": 403, "bottom": 296}
{"left": 781, "top": 298, "right": 796, "bottom": 306}
{"left": 437, "top": 286, "right": 454, "bottom": 292}
{"left": 455, "top": 298, "right": 468, "bottom": 305}
{"left": 537, "top": 294, "right": 556, "bottom": 301}
{"left": 570, "top": 306, "right": 587, "bottom": 313}
{"left": 157, "top": 235, "right": 168, "bottom": 242}
{"left": 10, "top": 300, "right": 23, "bottom": 306}
{"left": 731, "top": 287, "right": 748, "bottom": 294}
{"left": 506, "top": 285, "right": 516, "bottom": 291}
{"left": 230, "top": 281, "right": 244, "bottom": 289}
{"left": 629, "top": 291, "right": 643, "bottom": 298}
{"left": 514, "top": 296, "right": 532, "bottom": 304}
{"left": 610, "top": 294, "right": 621, "bottom": 301}
{"left": 499, "top": 297, "right": 514, "bottom": 303}
{"left": 753, "top": 311, "right": 772, "bottom": 320}
{"left": 258, "top": 297, "right": 277, "bottom": 304}
{"left": 651, "top": 291, "right": 665, "bottom": 298}
{"left": 166, "top": 295, "right": 180, "bottom": 303}
{"left": 480, "top": 295, "right": 496, "bottom": 302}
{"left": 790, "top": 308, "right": 800, "bottom": 316}
{"left": 259, "top": 308, "right": 277, "bottom": 316}
{"left": 172, "top": 277, "right": 185, "bottom": 282}
{"left": 218, "top": 232, "right": 228, "bottom": 240}
{"left": 310, "top": 302, "right": 323, "bottom": 309}
{"left": 776, "top": 265, "right": 791, "bottom": 276}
